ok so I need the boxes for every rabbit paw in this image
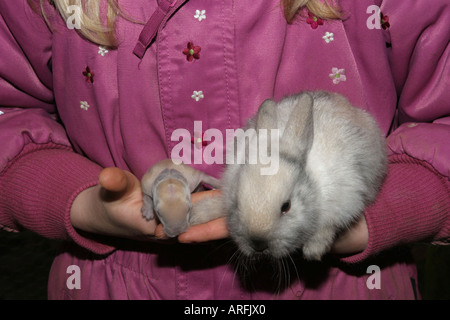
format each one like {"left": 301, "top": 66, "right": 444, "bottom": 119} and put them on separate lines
{"left": 141, "top": 194, "right": 155, "bottom": 220}
{"left": 302, "top": 235, "right": 334, "bottom": 261}
{"left": 302, "top": 242, "right": 329, "bottom": 261}
{"left": 141, "top": 205, "right": 154, "bottom": 220}
{"left": 302, "top": 225, "right": 338, "bottom": 261}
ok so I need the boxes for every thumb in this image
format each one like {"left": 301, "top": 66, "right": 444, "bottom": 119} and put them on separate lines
{"left": 98, "top": 167, "right": 139, "bottom": 201}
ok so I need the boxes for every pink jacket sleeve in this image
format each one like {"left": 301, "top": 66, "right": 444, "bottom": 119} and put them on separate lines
{"left": 343, "top": 0, "right": 450, "bottom": 263}
{"left": 384, "top": 0, "right": 450, "bottom": 178}
{"left": 0, "top": 1, "right": 113, "bottom": 255}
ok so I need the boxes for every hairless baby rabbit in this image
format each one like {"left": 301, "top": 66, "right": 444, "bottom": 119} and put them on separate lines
{"left": 141, "top": 159, "right": 222, "bottom": 237}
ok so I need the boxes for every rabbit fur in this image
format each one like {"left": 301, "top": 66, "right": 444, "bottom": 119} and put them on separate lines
{"left": 218, "top": 91, "right": 387, "bottom": 260}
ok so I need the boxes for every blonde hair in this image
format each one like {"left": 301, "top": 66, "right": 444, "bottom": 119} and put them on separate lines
{"left": 30, "top": 0, "right": 341, "bottom": 47}
{"left": 28, "top": 0, "right": 122, "bottom": 47}
{"left": 282, "top": 0, "right": 342, "bottom": 23}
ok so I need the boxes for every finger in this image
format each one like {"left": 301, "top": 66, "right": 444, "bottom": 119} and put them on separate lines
{"left": 191, "top": 189, "right": 222, "bottom": 204}
{"left": 99, "top": 167, "right": 128, "bottom": 192}
{"left": 154, "top": 223, "right": 170, "bottom": 240}
{"left": 99, "top": 167, "right": 140, "bottom": 202}
{"left": 178, "top": 217, "right": 228, "bottom": 243}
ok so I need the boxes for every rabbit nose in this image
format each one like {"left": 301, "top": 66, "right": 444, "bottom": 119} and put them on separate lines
{"left": 249, "top": 237, "right": 269, "bottom": 252}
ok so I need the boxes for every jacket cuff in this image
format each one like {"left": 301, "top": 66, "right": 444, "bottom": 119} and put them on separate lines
{"left": 342, "top": 154, "right": 450, "bottom": 264}
{"left": 0, "top": 143, "right": 114, "bottom": 255}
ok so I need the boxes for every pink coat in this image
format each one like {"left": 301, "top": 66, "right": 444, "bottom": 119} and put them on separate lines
{"left": 0, "top": 0, "right": 449, "bottom": 299}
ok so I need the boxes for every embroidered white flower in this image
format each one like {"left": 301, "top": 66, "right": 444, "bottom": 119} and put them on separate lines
{"left": 0, "top": 110, "right": 4, "bottom": 116}
{"left": 408, "top": 123, "right": 418, "bottom": 128}
{"left": 98, "top": 46, "right": 109, "bottom": 56}
{"left": 80, "top": 101, "right": 90, "bottom": 111}
{"left": 194, "top": 10, "right": 206, "bottom": 22}
{"left": 329, "top": 68, "right": 346, "bottom": 84}
{"left": 322, "top": 32, "right": 334, "bottom": 43}
{"left": 191, "top": 90, "right": 204, "bottom": 101}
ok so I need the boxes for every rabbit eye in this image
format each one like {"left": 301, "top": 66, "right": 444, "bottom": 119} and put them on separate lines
{"left": 280, "top": 200, "right": 291, "bottom": 215}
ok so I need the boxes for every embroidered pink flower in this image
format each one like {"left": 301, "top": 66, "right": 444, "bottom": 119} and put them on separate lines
{"left": 182, "top": 42, "right": 201, "bottom": 61}
{"left": 380, "top": 12, "right": 390, "bottom": 30}
{"left": 329, "top": 68, "right": 346, "bottom": 84}
{"left": 82, "top": 66, "right": 94, "bottom": 83}
{"left": 306, "top": 12, "right": 324, "bottom": 29}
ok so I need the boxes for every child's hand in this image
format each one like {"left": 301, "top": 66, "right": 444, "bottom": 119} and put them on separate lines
{"left": 70, "top": 167, "right": 158, "bottom": 240}
{"left": 330, "top": 215, "right": 368, "bottom": 255}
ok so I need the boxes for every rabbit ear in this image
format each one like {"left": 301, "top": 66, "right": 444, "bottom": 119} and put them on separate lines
{"left": 280, "top": 93, "right": 314, "bottom": 160}
{"left": 255, "top": 99, "right": 279, "bottom": 164}
{"left": 256, "top": 99, "right": 277, "bottom": 130}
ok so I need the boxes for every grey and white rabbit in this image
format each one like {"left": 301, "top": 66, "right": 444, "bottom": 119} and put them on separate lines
{"left": 207, "top": 91, "right": 387, "bottom": 261}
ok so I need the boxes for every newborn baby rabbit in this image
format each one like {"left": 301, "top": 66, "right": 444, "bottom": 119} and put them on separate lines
{"left": 222, "top": 91, "right": 387, "bottom": 260}
{"left": 141, "top": 159, "right": 221, "bottom": 237}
